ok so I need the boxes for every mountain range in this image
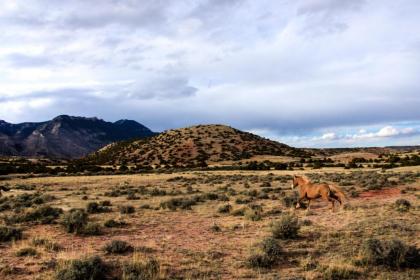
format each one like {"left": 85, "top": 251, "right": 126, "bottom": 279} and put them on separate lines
{"left": 0, "top": 115, "right": 155, "bottom": 159}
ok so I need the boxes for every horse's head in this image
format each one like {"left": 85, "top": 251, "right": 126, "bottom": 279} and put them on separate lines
{"left": 291, "top": 175, "right": 299, "bottom": 189}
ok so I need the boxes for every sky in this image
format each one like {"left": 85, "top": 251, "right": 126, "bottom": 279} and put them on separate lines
{"left": 0, "top": 0, "right": 419, "bottom": 148}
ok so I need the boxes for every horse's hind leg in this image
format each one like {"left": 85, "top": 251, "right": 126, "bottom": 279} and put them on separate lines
{"left": 307, "top": 199, "right": 311, "bottom": 211}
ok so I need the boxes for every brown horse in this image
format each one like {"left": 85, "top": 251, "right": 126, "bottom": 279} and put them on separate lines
{"left": 291, "top": 175, "right": 346, "bottom": 211}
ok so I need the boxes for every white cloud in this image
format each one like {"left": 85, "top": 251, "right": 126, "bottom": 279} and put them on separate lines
{"left": 0, "top": 0, "right": 419, "bottom": 147}
{"left": 320, "top": 132, "right": 338, "bottom": 140}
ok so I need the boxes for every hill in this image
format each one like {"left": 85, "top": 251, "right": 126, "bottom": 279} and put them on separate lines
{"left": 82, "top": 124, "right": 308, "bottom": 167}
{"left": 0, "top": 115, "right": 155, "bottom": 159}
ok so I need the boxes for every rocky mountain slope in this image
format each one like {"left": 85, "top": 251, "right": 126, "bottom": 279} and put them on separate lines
{"left": 0, "top": 115, "right": 155, "bottom": 159}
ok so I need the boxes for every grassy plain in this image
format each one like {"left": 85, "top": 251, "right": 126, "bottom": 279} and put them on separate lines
{"left": 0, "top": 167, "right": 419, "bottom": 279}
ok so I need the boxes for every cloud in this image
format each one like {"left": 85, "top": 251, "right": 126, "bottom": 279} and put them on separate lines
{"left": 3, "top": 53, "right": 54, "bottom": 68}
{"left": 350, "top": 126, "right": 416, "bottom": 139}
{"left": 0, "top": 0, "right": 419, "bottom": 147}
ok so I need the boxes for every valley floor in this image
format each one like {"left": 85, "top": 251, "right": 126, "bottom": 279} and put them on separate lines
{"left": 0, "top": 167, "right": 419, "bottom": 279}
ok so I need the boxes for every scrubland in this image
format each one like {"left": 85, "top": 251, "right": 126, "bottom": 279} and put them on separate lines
{"left": 0, "top": 167, "right": 419, "bottom": 279}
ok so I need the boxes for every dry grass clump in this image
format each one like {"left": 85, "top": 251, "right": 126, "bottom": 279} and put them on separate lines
{"left": 318, "top": 265, "right": 361, "bottom": 280}
{"left": 55, "top": 256, "right": 107, "bottom": 280}
{"left": 15, "top": 247, "right": 38, "bottom": 257}
{"left": 122, "top": 256, "right": 160, "bottom": 280}
{"left": 31, "top": 237, "right": 61, "bottom": 252}
{"left": 104, "top": 240, "right": 133, "bottom": 254}
{"left": 0, "top": 226, "right": 22, "bottom": 242}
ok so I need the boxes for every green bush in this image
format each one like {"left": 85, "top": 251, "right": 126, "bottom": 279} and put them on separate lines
{"left": 55, "top": 256, "right": 107, "bottom": 280}
{"left": 122, "top": 258, "right": 160, "bottom": 280}
{"left": 61, "top": 209, "right": 88, "bottom": 234}
{"left": 0, "top": 226, "right": 23, "bottom": 242}
{"left": 271, "top": 214, "right": 300, "bottom": 239}
{"left": 104, "top": 240, "right": 133, "bottom": 254}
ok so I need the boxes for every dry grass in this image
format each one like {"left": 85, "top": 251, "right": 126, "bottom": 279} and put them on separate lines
{"left": 0, "top": 167, "right": 418, "bottom": 279}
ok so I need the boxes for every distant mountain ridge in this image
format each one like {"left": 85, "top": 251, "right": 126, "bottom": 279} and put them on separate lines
{"left": 0, "top": 115, "right": 155, "bottom": 159}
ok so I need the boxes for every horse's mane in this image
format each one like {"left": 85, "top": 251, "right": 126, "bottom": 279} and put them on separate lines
{"left": 295, "top": 175, "right": 310, "bottom": 184}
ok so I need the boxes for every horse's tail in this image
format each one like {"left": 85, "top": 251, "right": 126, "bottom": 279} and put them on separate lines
{"left": 328, "top": 184, "right": 347, "bottom": 205}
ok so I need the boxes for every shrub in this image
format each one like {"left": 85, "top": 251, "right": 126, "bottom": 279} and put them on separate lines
{"left": 55, "top": 256, "right": 107, "bottom": 280}
{"left": 0, "top": 226, "right": 22, "bottom": 242}
{"left": 99, "top": 200, "right": 112, "bottom": 206}
{"left": 271, "top": 214, "right": 300, "bottom": 239}
{"left": 260, "top": 237, "right": 282, "bottom": 259}
{"left": 104, "top": 219, "right": 127, "bottom": 228}
{"left": 361, "top": 238, "right": 419, "bottom": 269}
{"left": 86, "top": 202, "right": 111, "bottom": 214}
{"left": 394, "top": 199, "right": 411, "bottom": 212}
{"left": 160, "top": 197, "right": 197, "bottom": 210}
{"left": 210, "top": 223, "right": 221, "bottom": 232}
{"left": 247, "top": 253, "right": 275, "bottom": 269}
{"left": 82, "top": 223, "right": 102, "bottom": 236}
{"left": 127, "top": 193, "right": 140, "bottom": 200}
{"left": 119, "top": 205, "right": 135, "bottom": 214}
{"left": 122, "top": 258, "right": 160, "bottom": 280}
{"left": 61, "top": 209, "right": 88, "bottom": 234}
{"left": 15, "top": 247, "right": 37, "bottom": 257}
{"left": 104, "top": 240, "right": 133, "bottom": 254}
{"left": 247, "top": 237, "right": 282, "bottom": 269}
{"left": 217, "top": 204, "right": 232, "bottom": 213}
{"left": 7, "top": 206, "right": 63, "bottom": 224}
